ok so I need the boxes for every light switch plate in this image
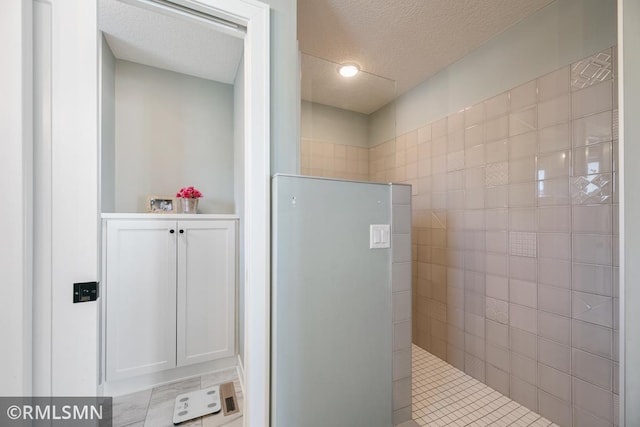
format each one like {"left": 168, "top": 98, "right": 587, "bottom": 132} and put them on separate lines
{"left": 370, "top": 224, "right": 391, "bottom": 249}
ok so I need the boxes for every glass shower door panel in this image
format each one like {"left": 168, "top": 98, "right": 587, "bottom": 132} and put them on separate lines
{"left": 272, "top": 175, "right": 392, "bottom": 427}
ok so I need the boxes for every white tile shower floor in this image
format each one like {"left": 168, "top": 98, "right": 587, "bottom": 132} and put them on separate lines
{"left": 412, "top": 344, "right": 560, "bottom": 427}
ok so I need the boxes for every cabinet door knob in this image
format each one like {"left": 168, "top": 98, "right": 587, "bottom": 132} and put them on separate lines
{"left": 170, "top": 229, "right": 175, "bottom": 234}
{"left": 179, "top": 229, "right": 184, "bottom": 234}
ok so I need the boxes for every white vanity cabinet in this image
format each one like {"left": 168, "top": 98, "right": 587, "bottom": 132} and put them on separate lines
{"left": 176, "top": 220, "right": 236, "bottom": 366}
{"left": 104, "top": 216, "right": 236, "bottom": 382}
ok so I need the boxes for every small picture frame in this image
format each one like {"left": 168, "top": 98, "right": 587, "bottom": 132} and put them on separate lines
{"left": 147, "top": 196, "right": 178, "bottom": 214}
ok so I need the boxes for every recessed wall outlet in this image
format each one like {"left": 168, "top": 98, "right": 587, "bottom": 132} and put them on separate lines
{"left": 73, "top": 282, "right": 99, "bottom": 303}
{"left": 370, "top": 224, "right": 390, "bottom": 249}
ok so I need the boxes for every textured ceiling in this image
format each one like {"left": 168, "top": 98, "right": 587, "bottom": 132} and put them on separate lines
{"left": 99, "top": 0, "right": 244, "bottom": 84}
{"left": 299, "top": 0, "right": 556, "bottom": 112}
{"left": 301, "top": 54, "right": 395, "bottom": 115}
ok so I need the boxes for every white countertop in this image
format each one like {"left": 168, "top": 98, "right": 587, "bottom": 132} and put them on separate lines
{"left": 101, "top": 213, "right": 239, "bottom": 220}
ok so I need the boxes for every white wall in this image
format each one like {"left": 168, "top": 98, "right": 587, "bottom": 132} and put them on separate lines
{"left": 369, "top": 102, "right": 396, "bottom": 147}
{"left": 101, "top": 36, "right": 116, "bottom": 213}
{"left": 620, "top": 0, "right": 640, "bottom": 423}
{"left": 234, "top": 57, "right": 246, "bottom": 365}
{"left": 114, "top": 60, "right": 235, "bottom": 214}
{"left": 264, "top": 0, "right": 298, "bottom": 174}
{"left": 381, "top": 0, "right": 617, "bottom": 136}
{"left": 49, "top": 0, "right": 100, "bottom": 395}
{"left": 301, "top": 101, "right": 370, "bottom": 147}
{"left": 33, "top": 0, "right": 52, "bottom": 395}
{"left": 0, "top": 0, "right": 32, "bottom": 396}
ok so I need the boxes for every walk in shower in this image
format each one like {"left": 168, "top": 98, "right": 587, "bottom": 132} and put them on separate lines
{"left": 297, "top": 1, "right": 620, "bottom": 425}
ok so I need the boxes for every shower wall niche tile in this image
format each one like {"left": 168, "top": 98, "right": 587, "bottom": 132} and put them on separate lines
{"left": 509, "top": 232, "right": 537, "bottom": 257}
{"left": 571, "top": 49, "right": 613, "bottom": 90}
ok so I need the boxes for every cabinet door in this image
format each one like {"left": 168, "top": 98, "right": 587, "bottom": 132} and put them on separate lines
{"left": 105, "top": 220, "right": 177, "bottom": 381}
{"left": 177, "top": 220, "right": 236, "bottom": 366}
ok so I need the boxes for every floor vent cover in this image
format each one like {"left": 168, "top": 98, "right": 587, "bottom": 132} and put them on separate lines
{"left": 220, "top": 381, "right": 239, "bottom": 416}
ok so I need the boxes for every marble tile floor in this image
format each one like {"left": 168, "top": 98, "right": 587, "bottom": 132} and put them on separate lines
{"left": 412, "top": 344, "right": 560, "bottom": 427}
{"left": 111, "top": 368, "right": 243, "bottom": 427}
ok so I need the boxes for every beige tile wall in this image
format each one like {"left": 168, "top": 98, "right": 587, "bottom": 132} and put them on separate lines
{"left": 300, "top": 138, "right": 369, "bottom": 181}
{"left": 301, "top": 47, "right": 618, "bottom": 427}
{"left": 391, "top": 184, "right": 413, "bottom": 425}
{"left": 371, "top": 47, "right": 619, "bottom": 427}
{"left": 369, "top": 133, "right": 421, "bottom": 186}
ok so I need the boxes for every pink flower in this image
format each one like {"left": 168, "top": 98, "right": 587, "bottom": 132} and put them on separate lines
{"left": 176, "top": 186, "right": 203, "bottom": 199}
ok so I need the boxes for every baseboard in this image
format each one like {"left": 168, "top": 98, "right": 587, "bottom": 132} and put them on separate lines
{"left": 235, "top": 354, "right": 245, "bottom": 393}
{"left": 103, "top": 355, "right": 238, "bottom": 397}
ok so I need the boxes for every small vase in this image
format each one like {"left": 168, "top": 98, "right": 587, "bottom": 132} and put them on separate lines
{"left": 180, "top": 198, "right": 199, "bottom": 214}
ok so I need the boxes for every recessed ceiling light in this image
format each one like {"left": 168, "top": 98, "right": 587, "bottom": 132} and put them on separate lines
{"left": 338, "top": 64, "right": 360, "bottom": 77}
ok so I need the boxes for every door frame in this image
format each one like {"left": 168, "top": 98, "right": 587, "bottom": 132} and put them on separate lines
{"left": 0, "top": 0, "right": 33, "bottom": 396}
{"left": 25, "top": 0, "right": 270, "bottom": 424}
{"left": 154, "top": 2, "right": 271, "bottom": 424}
